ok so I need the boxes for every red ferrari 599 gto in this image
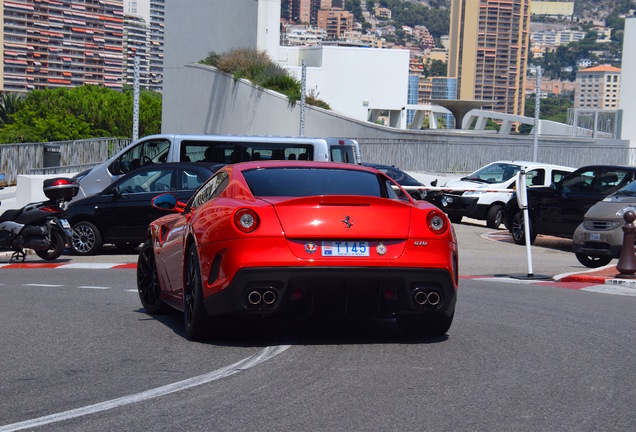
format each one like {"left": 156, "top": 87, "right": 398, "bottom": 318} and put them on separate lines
{"left": 137, "top": 161, "right": 459, "bottom": 340}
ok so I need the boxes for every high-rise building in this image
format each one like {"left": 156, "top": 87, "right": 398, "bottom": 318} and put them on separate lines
{"left": 448, "top": 0, "right": 532, "bottom": 116}
{"left": 147, "top": 0, "right": 164, "bottom": 92}
{"left": 575, "top": 65, "right": 621, "bottom": 109}
{"left": 0, "top": 0, "right": 124, "bottom": 92}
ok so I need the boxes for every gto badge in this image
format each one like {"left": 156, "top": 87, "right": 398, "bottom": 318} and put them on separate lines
{"left": 305, "top": 242, "right": 317, "bottom": 254}
{"left": 342, "top": 215, "right": 353, "bottom": 230}
{"left": 414, "top": 241, "right": 428, "bottom": 246}
{"left": 376, "top": 242, "right": 387, "bottom": 256}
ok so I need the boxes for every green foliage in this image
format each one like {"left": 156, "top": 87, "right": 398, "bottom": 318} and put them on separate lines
{"left": 423, "top": 59, "right": 448, "bottom": 77}
{"left": 377, "top": 0, "right": 450, "bottom": 39}
{"left": 201, "top": 48, "right": 329, "bottom": 109}
{"left": 0, "top": 85, "right": 162, "bottom": 144}
{"left": 518, "top": 95, "right": 573, "bottom": 134}
{"left": 0, "top": 93, "right": 23, "bottom": 127}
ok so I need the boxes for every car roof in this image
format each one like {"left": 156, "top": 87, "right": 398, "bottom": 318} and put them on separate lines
{"left": 228, "top": 160, "right": 376, "bottom": 173}
{"left": 487, "top": 160, "right": 575, "bottom": 171}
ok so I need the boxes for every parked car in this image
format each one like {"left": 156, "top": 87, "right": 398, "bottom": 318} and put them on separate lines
{"left": 362, "top": 162, "right": 427, "bottom": 199}
{"left": 504, "top": 165, "right": 636, "bottom": 245}
{"left": 73, "top": 134, "right": 362, "bottom": 200}
{"left": 137, "top": 161, "right": 459, "bottom": 340}
{"left": 572, "top": 179, "right": 636, "bottom": 267}
{"left": 64, "top": 162, "right": 222, "bottom": 256}
{"left": 433, "top": 160, "right": 574, "bottom": 228}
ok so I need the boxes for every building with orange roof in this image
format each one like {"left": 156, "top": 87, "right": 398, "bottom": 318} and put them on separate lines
{"left": 575, "top": 64, "right": 621, "bottom": 109}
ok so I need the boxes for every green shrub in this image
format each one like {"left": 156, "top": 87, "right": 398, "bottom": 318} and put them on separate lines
{"left": 200, "top": 48, "right": 329, "bottom": 109}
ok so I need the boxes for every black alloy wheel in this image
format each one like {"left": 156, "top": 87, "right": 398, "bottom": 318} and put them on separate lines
{"left": 575, "top": 253, "right": 613, "bottom": 268}
{"left": 511, "top": 210, "right": 537, "bottom": 245}
{"left": 184, "top": 243, "right": 209, "bottom": 340}
{"left": 71, "top": 221, "right": 102, "bottom": 255}
{"left": 137, "top": 239, "right": 168, "bottom": 314}
{"left": 36, "top": 228, "right": 65, "bottom": 261}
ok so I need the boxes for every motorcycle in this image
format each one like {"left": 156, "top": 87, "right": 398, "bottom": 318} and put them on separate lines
{"left": 0, "top": 177, "right": 78, "bottom": 262}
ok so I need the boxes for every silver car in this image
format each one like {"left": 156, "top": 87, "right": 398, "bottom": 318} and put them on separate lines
{"left": 572, "top": 181, "right": 636, "bottom": 267}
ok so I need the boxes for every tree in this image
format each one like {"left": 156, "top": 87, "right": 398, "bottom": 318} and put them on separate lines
{"left": 0, "top": 85, "right": 162, "bottom": 144}
{"left": 0, "top": 92, "right": 23, "bottom": 127}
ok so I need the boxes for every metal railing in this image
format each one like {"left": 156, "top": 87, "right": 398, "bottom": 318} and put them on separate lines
{"left": 0, "top": 137, "right": 131, "bottom": 185}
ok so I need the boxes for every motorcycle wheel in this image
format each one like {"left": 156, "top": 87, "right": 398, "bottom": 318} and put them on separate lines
{"left": 36, "top": 229, "right": 65, "bottom": 261}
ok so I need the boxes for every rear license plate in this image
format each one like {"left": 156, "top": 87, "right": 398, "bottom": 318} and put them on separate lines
{"left": 322, "top": 241, "right": 369, "bottom": 257}
{"left": 60, "top": 219, "right": 71, "bottom": 229}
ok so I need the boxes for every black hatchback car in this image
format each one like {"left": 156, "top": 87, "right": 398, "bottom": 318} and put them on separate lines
{"left": 64, "top": 162, "right": 222, "bottom": 255}
{"left": 362, "top": 162, "right": 426, "bottom": 199}
{"left": 504, "top": 165, "right": 636, "bottom": 245}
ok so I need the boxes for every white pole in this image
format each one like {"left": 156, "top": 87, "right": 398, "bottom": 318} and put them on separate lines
{"left": 300, "top": 60, "right": 306, "bottom": 137}
{"left": 516, "top": 170, "right": 533, "bottom": 276}
{"left": 533, "top": 66, "right": 541, "bottom": 162}
{"left": 133, "top": 56, "right": 140, "bottom": 142}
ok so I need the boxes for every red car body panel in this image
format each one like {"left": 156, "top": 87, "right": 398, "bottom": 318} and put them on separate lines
{"left": 146, "top": 161, "right": 459, "bottom": 320}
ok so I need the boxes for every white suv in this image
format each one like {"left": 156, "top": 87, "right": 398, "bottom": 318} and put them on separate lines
{"left": 436, "top": 160, "right": 575, "bottom": 228}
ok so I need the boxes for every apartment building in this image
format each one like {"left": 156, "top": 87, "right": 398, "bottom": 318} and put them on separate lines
{"left": 1, "top": 0, "right": 124, "bottom": 92}
{"left": 317, "top": 8, "right": 353, "bottom": 39}
{"left": 575, "top": 65, "right": 621, "bottom": 109}
{"left": 448, "top": 0, "right": 532, "bottom": 117}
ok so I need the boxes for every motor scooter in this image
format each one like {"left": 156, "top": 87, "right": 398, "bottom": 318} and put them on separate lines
{"left": 0, "top": 177, "right": 78, "bottom": 262}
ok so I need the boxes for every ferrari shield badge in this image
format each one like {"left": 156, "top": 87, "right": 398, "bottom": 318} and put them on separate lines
{"left": 305, "top": 242, "right": 317, "bottom": 254}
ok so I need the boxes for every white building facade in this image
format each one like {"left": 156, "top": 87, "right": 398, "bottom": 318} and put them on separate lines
{"left": 278, "top": 45, "right": 410, "bottom": 128}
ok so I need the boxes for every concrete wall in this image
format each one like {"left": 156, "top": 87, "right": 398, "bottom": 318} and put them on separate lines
{"left": 162, "top": 0, "right": 280, "bottom": 132}
{"left": 160, "top": 64, "right": 633, "bottom": 173}
{"left": 278, "top": 46, "right": 410, "bottom": 125}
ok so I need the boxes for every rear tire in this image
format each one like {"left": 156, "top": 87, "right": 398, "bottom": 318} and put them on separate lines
{"left": 575, "top": 253, "right": 612, "bottom": 268}
{"left": 36, "top": 229, "right": 65, "bottom": 261}
{"left": 448, "top": 215, "right": 463, "bottom": 224}
{"left": 184, "top": 243, "right": 209, "bottom": 340}
{"left": 511, "top": 210, "right": 536, "bottom": 245}
{"left": 397, "top": 312, "right": 454, "bottom": 337}
{"left": 486, "top": 205, "right": 503, "bottom": 229}
{"left": 137, "top": 240, "right": 168, "bottom": 314}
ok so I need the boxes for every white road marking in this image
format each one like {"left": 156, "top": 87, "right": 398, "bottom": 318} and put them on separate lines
{"left": 124, "top": 289, "right": 138, "bottom": 293}
{"left": 582, "top": 285, "right": 636, "bottom": 296}
{"left": 0, "top": 345, "right": 291, "bottom": 432}
{"left": 23, "top": 284, "right": 64, "bottom": 288}
{"left": 55, "top": 263, "right": 128, "bottom": 269}
{"left": 78, "top": 286, "right": 110, "bottom": 290}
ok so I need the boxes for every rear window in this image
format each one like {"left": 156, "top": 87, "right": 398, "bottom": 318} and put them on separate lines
{"left": 330, "top": 145, "right": 357, "bottom": 164}
{"left": 243, "top": 168, "right": 384, "bottom": 197}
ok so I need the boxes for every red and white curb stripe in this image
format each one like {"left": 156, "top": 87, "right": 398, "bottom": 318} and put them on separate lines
{"left": 461, "top": 275, "right": 636, "bottom": 296}
{"left": 0, "top": 262, "right": 136, "bottom": 270}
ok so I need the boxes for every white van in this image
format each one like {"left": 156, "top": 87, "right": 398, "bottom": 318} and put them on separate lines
{"left": 74, "top": 134, "right": 362, "bottom": 199}
{"left": 437, "top": 160, "right": 575, "bottom": 228}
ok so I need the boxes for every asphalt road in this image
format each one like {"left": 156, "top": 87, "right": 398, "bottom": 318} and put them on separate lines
{"left": 1, "top": 221, "right": 634, "bottom": 431}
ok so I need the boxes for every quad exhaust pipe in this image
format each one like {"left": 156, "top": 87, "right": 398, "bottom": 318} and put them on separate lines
{"left": 247, "top": 288, "right": 278, "bottom": 306}
{"left": 413, "top": 289, "right": 441, "bottom": 306}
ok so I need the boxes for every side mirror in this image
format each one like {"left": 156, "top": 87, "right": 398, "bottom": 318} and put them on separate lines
{"left": 152, "top": 193, "right": 185, "bottom": 213}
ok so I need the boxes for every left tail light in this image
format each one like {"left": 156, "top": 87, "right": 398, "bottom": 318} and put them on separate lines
{"left": 234, "top": 208, "right": 260, "bottom": 233}
{"left": 427, "top": 210, "right": 448, "bottom": 235}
